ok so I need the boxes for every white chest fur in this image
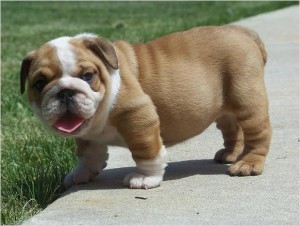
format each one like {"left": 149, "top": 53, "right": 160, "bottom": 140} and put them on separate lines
{"left": 82, "top": 123, "right": 126, "bottom": 147}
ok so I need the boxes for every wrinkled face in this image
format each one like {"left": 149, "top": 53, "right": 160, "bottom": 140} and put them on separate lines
{"left": 21, "top": 34, "right": 119, "bottom": 137}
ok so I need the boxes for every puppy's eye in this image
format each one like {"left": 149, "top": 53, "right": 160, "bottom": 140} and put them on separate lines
{"left": 81, "top": 72, "right": 94, "bottom": 82}
{"left": 34, "top": 79, "right": 47, "bottom": 91}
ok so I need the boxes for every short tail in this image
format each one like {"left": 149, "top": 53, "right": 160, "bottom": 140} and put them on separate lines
{"left": 225, "top": 25, "right": 267, "bottom": 65}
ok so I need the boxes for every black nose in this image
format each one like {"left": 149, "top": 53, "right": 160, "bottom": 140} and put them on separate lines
{"left": 57, "top": 89, "right": 75, "bottom": 104}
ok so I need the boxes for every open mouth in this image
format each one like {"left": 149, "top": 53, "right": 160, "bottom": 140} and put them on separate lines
{"left": 54, "top": 111, "right": 85, "bottom": 134}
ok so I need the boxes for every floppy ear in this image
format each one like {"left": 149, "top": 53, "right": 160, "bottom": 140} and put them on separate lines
{"left": 20, "top": 51, "right": 35, "bottom": 94}
{"left": 82, "top": 37, "right": 119, "bottom": 70}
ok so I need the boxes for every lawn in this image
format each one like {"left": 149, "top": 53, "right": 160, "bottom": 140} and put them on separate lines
{"left": 1, "top": 1, "right": 298, "bottom": 225}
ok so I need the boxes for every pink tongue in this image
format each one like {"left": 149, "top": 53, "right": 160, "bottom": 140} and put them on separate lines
{"left": 54, "top": 113, "right": 85, "bottom": 133}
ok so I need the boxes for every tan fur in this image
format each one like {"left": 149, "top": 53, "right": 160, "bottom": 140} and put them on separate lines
{"left": 110, "top": 25, "right": 271, "bottom": 175}
{"left": 22, "top": 45, "right": 62, "bottom": 105}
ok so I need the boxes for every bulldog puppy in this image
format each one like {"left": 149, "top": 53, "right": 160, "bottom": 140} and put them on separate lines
{"left": 20, "top": 25, "right": 271, "bottom": 189}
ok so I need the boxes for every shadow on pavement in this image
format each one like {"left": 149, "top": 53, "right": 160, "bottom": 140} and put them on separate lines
{"left": 63, "top": 159, "right": 229, "bottom": 195}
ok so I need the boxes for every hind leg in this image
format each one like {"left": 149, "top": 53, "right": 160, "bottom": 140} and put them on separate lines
{"left": 214, "top": 113, "right": 244, "bottom": 164}
{"left": 227, "top": 73, "right": 272, "bottom": 176}
{"left": 228, "top": 112, "right": 271, "bottom": 176}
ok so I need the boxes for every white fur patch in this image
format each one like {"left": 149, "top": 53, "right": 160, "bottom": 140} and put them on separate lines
{"left": 48, "top": 37, "right": 76, "bottom": 76}
{"left": 109, "top": 69, "right": 121, "bottom": 110}
{"left": 123, "top": 146, "right": 168, "bottom": 189}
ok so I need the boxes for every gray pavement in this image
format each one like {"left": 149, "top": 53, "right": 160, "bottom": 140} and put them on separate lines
{"left": 24, "top": 6, "right": 299, "bottom": 225}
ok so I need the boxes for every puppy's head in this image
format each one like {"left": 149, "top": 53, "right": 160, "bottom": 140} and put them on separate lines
{"left": 20, "top": 34, "right": 119, "bottom": 137}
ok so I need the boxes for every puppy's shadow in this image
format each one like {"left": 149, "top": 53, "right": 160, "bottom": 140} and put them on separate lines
{"left": 65, "top": 159, "right": 229, "bottom": 194}
{"left": 165, "top": 159, "right": 229, "bottom": 180}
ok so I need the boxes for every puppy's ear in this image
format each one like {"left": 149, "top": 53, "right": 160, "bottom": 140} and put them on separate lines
{"left": 20, "top": 51, "right": 36, "bottom": 94}
{"left": 82, "top": 36, "right": 119, "bottom": 70}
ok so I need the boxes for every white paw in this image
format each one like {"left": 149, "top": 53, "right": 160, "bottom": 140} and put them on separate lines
{"left": 63, "top": 167, "right": 97, "bottom": 189}
{"left": 123, "top": 172, "right": 163, "bottom": 189}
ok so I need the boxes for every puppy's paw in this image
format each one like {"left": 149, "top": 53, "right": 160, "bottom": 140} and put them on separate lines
{"left": 63, "top": 167, "right": 97, "bottom": 189}
{"left": 228, "top": 154, "right": 265, "bottom": 176}
{"left": 214, "top": 149, "right": 239, "bottom": 164}
{"left": 123, "top": 173, "right": 163, "bottom": 189}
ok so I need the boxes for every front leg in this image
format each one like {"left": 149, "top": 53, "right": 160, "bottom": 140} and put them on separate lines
{"left": 111, "top": 95, "right": 168, "bottom": 189}
{"left": 64, "top": 140, "right": 108, "bottom": 189}
{"left": 124, "top": 145, "right": 167, "bottom": 189}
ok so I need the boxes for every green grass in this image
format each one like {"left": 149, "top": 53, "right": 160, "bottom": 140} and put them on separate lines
{"left": 1, "top": 1, "right": 298, "bottom": 225}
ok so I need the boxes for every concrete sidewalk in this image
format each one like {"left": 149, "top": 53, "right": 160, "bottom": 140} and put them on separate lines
{"left": 24, "top": 6, "right": 299, "bottom": 225}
